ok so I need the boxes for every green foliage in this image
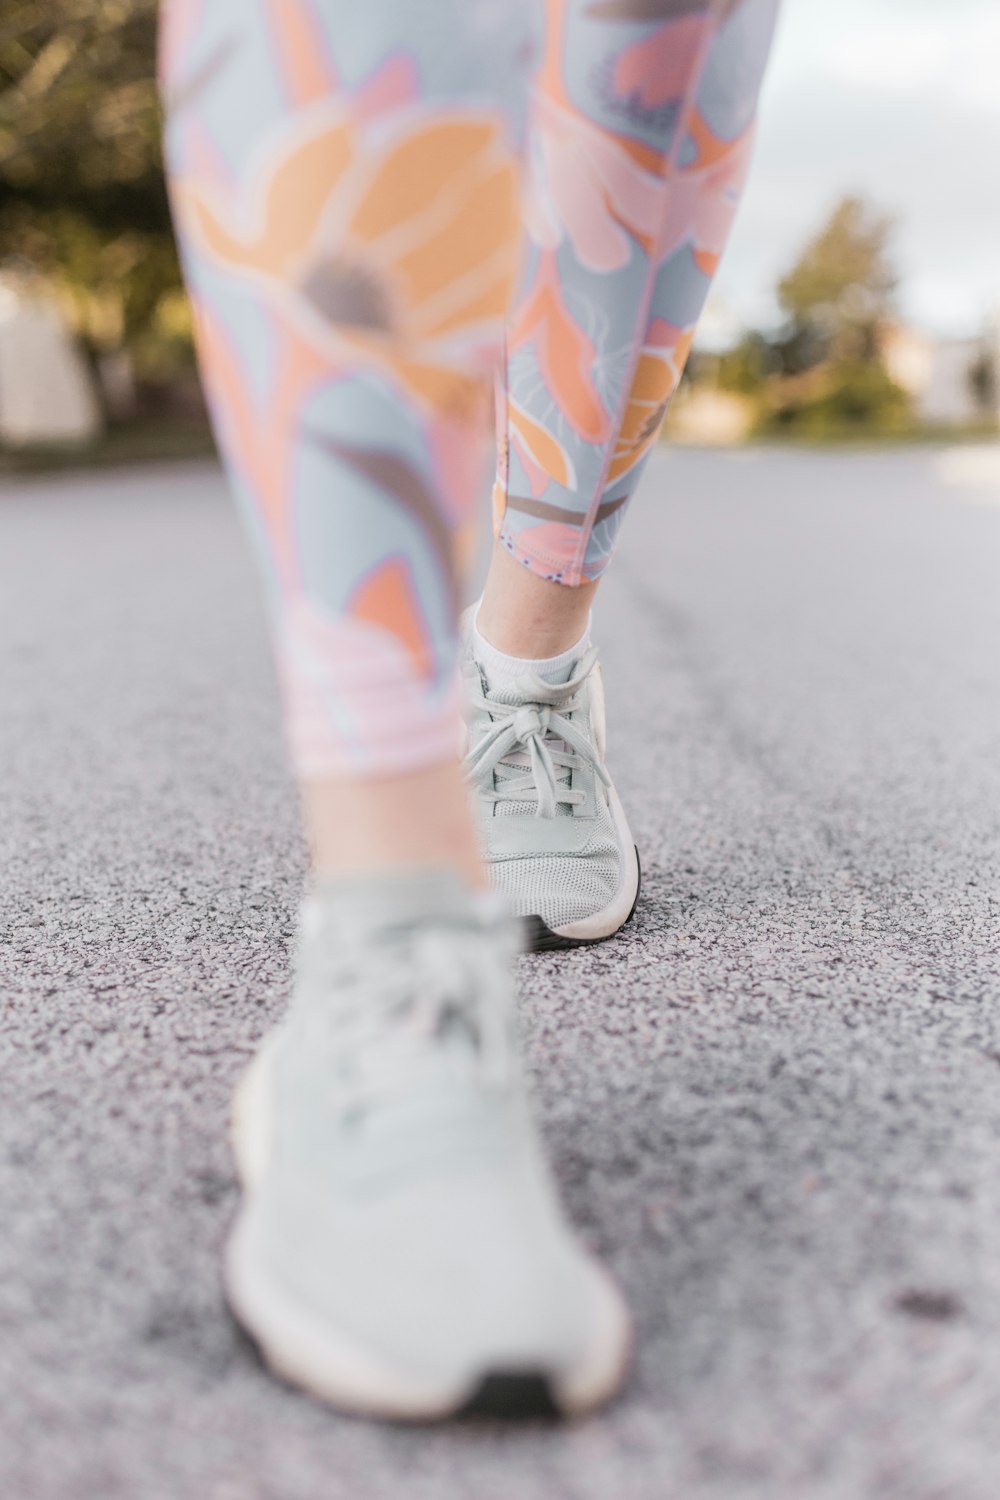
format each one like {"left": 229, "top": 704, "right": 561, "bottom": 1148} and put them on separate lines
{"left": 777, "top": 196, "right": 897, "bottom": 364}
{"left": 0, "top": 1, "right": 189, "bottom": 371}
{"left": 707, "top": 196, "right": 915, "bottom": 438}
{"left": 716, "top": 331, "right": 780, "bottom": 394}
{"left": 756, "top": 359, "right": 913, "bottom": 439}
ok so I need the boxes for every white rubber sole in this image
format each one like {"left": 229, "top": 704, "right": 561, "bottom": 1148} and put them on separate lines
{"left": 224, "top": 1041, "right": 632, "bottom": 1421}
{"left": 544, "top": 780, "right": 640, "bottom": 944}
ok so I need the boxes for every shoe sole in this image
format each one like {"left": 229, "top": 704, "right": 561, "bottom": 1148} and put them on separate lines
{"left": 224, "top": 1040, "right": 632, "bottom": 1422}
{"left": 525, "top": 844, "right": 641, "bottom": 952}
{"left": 522, "top": 782, "right": 642, "bottom": 953}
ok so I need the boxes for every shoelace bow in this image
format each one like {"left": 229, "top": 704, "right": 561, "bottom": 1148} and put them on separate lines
{"left": 464, "top": 647, "right": 610, "bottom": 818}
{"left": 308, "top": 924, "right": 513, "bottom": 1118}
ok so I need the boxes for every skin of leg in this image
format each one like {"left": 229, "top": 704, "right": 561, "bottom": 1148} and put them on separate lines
{"left": 302, "top": 765, "right": 488, "bottom": 887}
{"left": 160, "top": 0, "right": 533, "bottom": 881}
{"left": 476, "top": 541, "right": 599, "bottom": 657}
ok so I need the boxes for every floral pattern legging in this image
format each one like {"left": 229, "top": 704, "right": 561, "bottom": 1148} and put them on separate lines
{"left": 161, "top": 0, "right": 779, "bottom": 778}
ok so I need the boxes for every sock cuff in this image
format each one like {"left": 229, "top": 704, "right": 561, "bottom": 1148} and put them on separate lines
{"left": 306, "top": 866, "right": 507, "bottom": 935}
{"left": 471, "top": 601, "right": 591, "bottom": 687}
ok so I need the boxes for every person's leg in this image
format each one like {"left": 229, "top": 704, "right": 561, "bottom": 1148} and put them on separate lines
{"left": 160, "top": 0, "right": 629, "bottom": 1418}
{"left": 161, "top": 0, "right": 536, "bottom": 885}
{"left": 477, "top": 543, "right": 597, "bottom": 659}
{"left": 467, "top": 0, "right": 780, "bottom": 945}
{"left": 493, "top": 0, "right": 781, "bottom": 600}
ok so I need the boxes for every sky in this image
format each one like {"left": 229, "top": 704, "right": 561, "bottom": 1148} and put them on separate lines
{"left": 707, "top": 0, "right": 1000, "bottom": 340}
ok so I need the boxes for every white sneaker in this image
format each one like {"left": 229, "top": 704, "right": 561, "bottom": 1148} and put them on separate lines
{"left": 225, "top": 875, "right": 631, "bottom": 1419}
{"left": 463, "top": 637, "right": 641, "bottom": 951}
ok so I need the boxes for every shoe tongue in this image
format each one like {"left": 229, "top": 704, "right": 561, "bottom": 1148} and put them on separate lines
{"left": 488, "top": 667, "right": 578, "bottom": 820}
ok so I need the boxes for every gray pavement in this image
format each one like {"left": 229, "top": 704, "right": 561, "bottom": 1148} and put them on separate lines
{"left": 1, "top": 446, "right": 999, "bottom": 1500}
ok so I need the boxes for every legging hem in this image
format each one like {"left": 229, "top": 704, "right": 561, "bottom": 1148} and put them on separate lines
{"left": 287, "top": 717, "right": 463, "bottom": 782}
{"left": 496, "top": 525, "right": 608, "bottom": 589}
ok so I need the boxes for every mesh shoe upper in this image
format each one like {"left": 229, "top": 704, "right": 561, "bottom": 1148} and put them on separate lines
{"left": 233, "top": 881, "right": 621, "bottom": 1387}
{"left": 463, "top": 641, "right": 626, "bottom": 929}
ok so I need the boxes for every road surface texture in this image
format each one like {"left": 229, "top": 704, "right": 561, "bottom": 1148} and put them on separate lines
{"left": 1, "top": 446, "right": 999, "bottom": 1500}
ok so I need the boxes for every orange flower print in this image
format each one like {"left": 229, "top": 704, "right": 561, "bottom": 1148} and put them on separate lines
{"left": 508, "top": 253, "right": 611, "bottom": 444}
{"left": 524, "top": 96, "right": 669, "bottom": 273}
{"left": 607, "top": 319, "right": 694, "bottom": 483}
{"left": 173, "top": 111, "right": 521, "bottom": 420}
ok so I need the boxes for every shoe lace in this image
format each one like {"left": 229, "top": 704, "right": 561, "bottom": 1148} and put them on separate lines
{"left": 464, "top": 647, "right": 610, "bottom": 819}
{"left": 308, "top": 922, "right": 514, "bottom": 1119}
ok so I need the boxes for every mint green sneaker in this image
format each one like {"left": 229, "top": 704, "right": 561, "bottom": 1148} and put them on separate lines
{"left": 225, "top": 875, "right": 631, "bottom": 1420}
{"left": 463, "top": 638, "right": 641, "bottom": 951}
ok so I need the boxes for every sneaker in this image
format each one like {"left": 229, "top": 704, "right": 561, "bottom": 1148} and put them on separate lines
{"left": 463, "top": 630, "right": 641, "bottom": 951}
{"left": 224, "top": 875, "right": 631, "bottom": 1420}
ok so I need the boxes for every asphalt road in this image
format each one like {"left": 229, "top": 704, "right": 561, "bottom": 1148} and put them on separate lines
{"left": 1, "top": 445, "right": 999, "bottom": 1500}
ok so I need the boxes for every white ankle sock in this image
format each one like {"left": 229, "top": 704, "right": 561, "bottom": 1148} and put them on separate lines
{"left": 471, "top": 603, "right": 592, "bottom": 689}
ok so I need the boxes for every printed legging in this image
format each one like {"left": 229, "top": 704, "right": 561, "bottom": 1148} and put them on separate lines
{"left": 160, "top": 0, "right": 779, "bottom": 777}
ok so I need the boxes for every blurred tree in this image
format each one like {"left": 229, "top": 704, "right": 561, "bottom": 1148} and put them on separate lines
{"left": 777, "top": 195, "right": 898, "bottom": 366}
{"left": 735, "top": 194, "right": 914, "bottom": 435}
{"left": 756, "top": 358, "right": 911, "bottom": 439}
{"left": 967, "top": 347, "right": 997, "bottom": 417}
{"left": 716, "top": 330, "right": 781, "bottom": 394}
{"left": 0, "top": 1, "right": 190, "bottom": 385}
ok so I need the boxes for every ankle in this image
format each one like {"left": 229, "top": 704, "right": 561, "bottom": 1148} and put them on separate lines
{"left": 301, "top": 763, "right": 489, "bottom": 890}
{"left": 472, "top": 604, "right": 590, "bottom": 689}
{"left": 306, "top": 865, "right": 500, "bottom": 934}
{"left": 476, "top": 542, "right": 598, "bottom": 658}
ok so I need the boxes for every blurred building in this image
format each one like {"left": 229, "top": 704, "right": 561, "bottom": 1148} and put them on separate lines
{"left": 0, "top": 274, "right": 103, "bottom": 448}
{"left": 882, "top": 316, "right": 999, "bottom": 427}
